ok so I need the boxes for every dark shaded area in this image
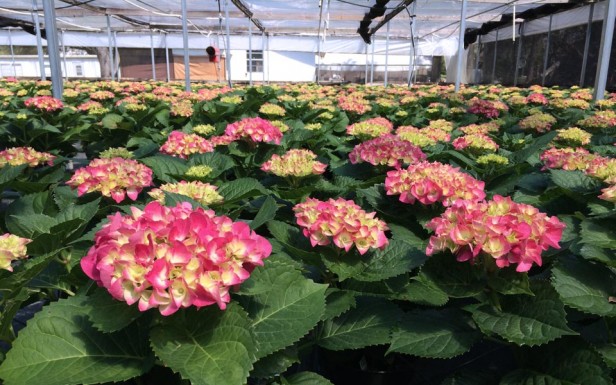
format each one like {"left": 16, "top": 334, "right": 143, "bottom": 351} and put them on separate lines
{"left": 117, "top": 48, "right": 172, "bottom": 80}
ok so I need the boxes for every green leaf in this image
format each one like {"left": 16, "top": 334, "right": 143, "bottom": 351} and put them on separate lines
{"left": 266, "top": 220, "right": 322, "bottom": 264}
{"left": 355, "top": 240, "right": 427, "bottom": 281}
{"left": 251, "top": 347, "right": 299, "bottom": 379}
{"left": 140, "top": 155, "right": 188, "bottom": 183}
{"left": 510, "top": 131, "right": 558, "bottom": 164}
{"left": 6, "top": 213, "right": 57, "bottom": 238}
{"left": 250, "top": 196, "right": 278, "bottom": 230}
{"left": 551, "top": 257, "right": 616, "bottom": 317}
{"left": 83, "top": 288, "right": 143, "bottom": 333}
{"left": 500, "top": 338, "right": 612, "bottom": 385}
{"left": 0, "top": 288, "right": 33, "bottom": 342}
{"left": 388, "top": 223, "right": 428, "bottom": 250}
{"left": 163, "top": 191, "right": 209, "bottom": 209}
{"left": 218, "top": 178, "right": 268, "bottom": 204}
{"left": 322, "top": 289, "right": 356, "bottom": 321}
{"left": 550, "top": 170, "right": 602, "bottom": 193}
{"left": 101, "top": 113, "right": 124, "bottom": 129}
{"left": 187, "top": 152, "right": 235, "bottom": 178}
{"left": 0, "top": 296, "right": 154, "bottom": 385}
{"left": 54, "top": 198, "right": 100, "bottom": 224}
{"left": 239, "top": 264, "right": 327, "bottom": 359}
{"left": 150, "top": 303, "right": 256, "bottom": 385}
{"left": 282, "top": 372, "right": 334, "bottom": 385}
{"left": 470, "top": 281, "right": 577, "bottom": 346}
{"left": 402, "top": 274, "right": 449, "bottom": 306}
{"left": 580, "top": 219, "right": 616, "bottom": 249}
{"left": 318, "top": 297, "right": 402, "bottom": 351}
{"left": 417, "top": 253, "right": 484, "bottom": 298}
{"left": 0, "top": 164, "right": 27, "bottom": 185}
{"left": 387, "top": 309, "right": 480, "bottom": 359}
{"left": 488, "top": 268, "right": 533, "bottom": 296}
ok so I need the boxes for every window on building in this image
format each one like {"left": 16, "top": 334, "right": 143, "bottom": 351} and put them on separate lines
{"left": 247, "top": 50, "right": 263, "bottom": 72}
{"left": 74, "top": 64, "right": 84, "bottom": 76}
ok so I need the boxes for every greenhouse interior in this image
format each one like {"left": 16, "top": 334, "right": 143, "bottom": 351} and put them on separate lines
{"left": 0, "top": 0, "right": 616, "bottom": 384}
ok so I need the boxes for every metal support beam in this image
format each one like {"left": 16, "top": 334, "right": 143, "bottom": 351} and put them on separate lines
{"left": 164, "top": 32, "right": 170, "bottom": 81}
{"left": 229, "top": 0, "right": 266, "bottom": 33}
{"left": 181, "top": 0, "right": 190, "bottom": 91}
{"left": 455, "top": 0, "right": 468, "bottom": 92}
{"left": 491, "top": 28, "right": 498, "bottom": 83}
{"left": 31, "top": 0, "right": 46, "bottom": 81}
{"left": 368, "top": 0, "right": 414, "bottom": 36}
{"left": 224, "top": 0, "right": 232, "bottom": 87}
{"left": 580, "top": 3, "right": 594, "bottom": 87}
{"left": 248, "top": 19, "right": 253, "bottom": 86}
{"left": 542, "top": 15, "right": 552, "bottom": 86}
{"left": 61, "top": 30, "right": 68, "bottom": 80}
{"left": 370, "top": 39, "right": 375, "bottom": 83}
{"left": 150, "top": 31, "right": 156, "bottom": 80}
{"left": 114, "top": 32, "right": 120, "bottom": 80}
{"left": 513, "top": 23, "right": 524, "bottom": 86}
{"left": 474, "top": 35, "right": 481, "bottom": 83}
{"left": 365, "top": 43, "right": 369, "bottom": 85}
{"left": 106, "top": 14, "right": 114, "bottom": 81}
{"left": 8, "top": 29, "right": 16, "bottom": 77}
{"left": 42, "top": 0, "right": 62, "bottom": 99}
{"left": 316, "top": 0, "right": 325, "bottom": 84}
{"left": 594, "top": 0, "right": 616, "bottom": 100}
{"left": 262, "top": 32, "right": 266, "bottom": 84}
{"left": 384, "top": 21, "right": 390, "bottom": 86}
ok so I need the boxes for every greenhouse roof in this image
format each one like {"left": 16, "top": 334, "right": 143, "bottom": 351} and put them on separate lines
{"left": 0, "top": 0, "right": 573, "bottom": 41}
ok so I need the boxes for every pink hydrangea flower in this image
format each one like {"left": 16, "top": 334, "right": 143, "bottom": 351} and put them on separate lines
{"left": 452, "top": 133, "right": 499, "bottom": 153}
{"left": 24, "top": 96, "right": 63, "bottom": 112}
{"left": 385, "top": 161, "right": 485, "bottom": 206}
{"left": 261, "top": 149, "right": 327, "bottom": 177}
{"left": 337, "top": 95, "right": 371, "bottom": 114}
{"left": 526, "top": 93, "right": 548, "bottom": 105}
{"left": 349, "top": 134, "right": 426, "bottom": 168}
{"left": 347, "top": 117, "right": 393, "bottom": 139}
{"left": 426, "top": 195, "right": 565, "bottom": 272}
{"left": 0, "top": 147, "right": 55, "bottom": 168}
{"left": 67, "top": 157, "right": 153, "bottom": 203}
{"left": 0, "top": 233, "right": 31, "bottom": 272}
{"left": 293, "top": 197, "right": 389, "bottom": 255}
{"left": 81, "top": 201, "right": 271, "bottom": 315}
{"left": 225, "top": 117, "right": 283, "bottom": 144}
{"left": 467, "top": 98, "right": 507, "bottom": 119}
{"left": 160, "top": 131, "right": 214, "bottom": 159}
{"left": 599, "top": 185, "right": 616, "bottom": 202}
{"left": 540, "top": 147, "right": 597, "bottom": 171}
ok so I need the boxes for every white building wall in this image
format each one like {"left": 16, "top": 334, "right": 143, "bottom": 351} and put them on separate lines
{"left": 0, "top": 55, "right": 101, "bottom": 78}
{"left": 229, "top": 49, "right": 315, "bottom": 82}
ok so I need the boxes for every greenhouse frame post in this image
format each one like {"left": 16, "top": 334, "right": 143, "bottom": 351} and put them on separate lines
{"left": 164, "top": 33, "right": 170, "bottom": 82}
{"left": 455, "top": 0, "right": 468, "bottom": 92}
{"left": 61, "top": 29, "right": 68, "bottom": 80}
{"left": 31, "top": 1, "right": 46, "bottom": 81}
{"left": 224, "top": 0, "right": 232, "bottom": 88}
{"left": 42, "top": 0, "right": 63, "bottom": 99}
{"left": 491, "top": 28, "right": 499, "bottom": 83}
{"left": 513, "top": 23, "right": 524, "bottom": 86}
{"left": 580, "top": 3, "right": 594, "bottom": 87}
{"left": 365, "top": 43, "right": 368, "bottom": 85}
{"left": 370, "top": 39, "right": 375, "bottom": 84}
{"left": 150, "top": 31, "right": 156, "bottom": 81}
{"left": 8, "top": 29, "right": 16, "bottom": 77}
{"left": 248, "top": 19, "right": 253, "bottom": 86}
{"left": 114, "top": 32, "right": 120, "bottom": 80}
{"left": 594, "top": 0, "right": 616, "bottom": 100}
{"left": 384, "top": 21, "right": 390, "bottom": 87}
{"left": 262, "top": 32, "right": 266, "bottom": 84}
{"left": 474, "top": 35, "right": 481, "bottom": 83}
{"left": 541, "top": 15, "right": 552, "bottom": 86}
{"left": 106, "top": 15, "right": 115, "bottom": 81}
{"left": 181, "top": 0, "right": 191, "bottom": 91}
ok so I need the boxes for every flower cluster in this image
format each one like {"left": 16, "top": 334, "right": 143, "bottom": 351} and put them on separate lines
{"left": 337, "top": 95, "right": 371, "bottom": 114}
{"left": 396, "top": 125, "right": 450, "bottom": 147}
{"left": 349, "top": 134, "right": 426, "bottom": 168}
{"left": 81, "top": 201, "right": 271, "bottom": 315}
{"left": 452, "top": 133, "right": 499, "bottom": 153}
{"left": 586, "top": 157, "right": 616, "bottom": 184}
{"left": 160, "top": 131, "right": 214, "bottom": 159}
{"left": 170, "top": 100, "right": 194, "bottom": 117}
{"left": 477, "top": 153, "right": 509, "bottom": 166}
{"left": 0, "top": 147, "right": 55, "bottom": 168}
{"left": 99, "top": 147, "right": 134, "bottom": 159}
{"left": 427, "top": 119, "right": 454, "bottom": 132}
{"left": 459, "top": 122, "right": 500, "bottom": 135}
{"left": 24, "top": 96, "right": 63, "bottom": 112}
{"left": 293, "top": 198, "right": 388, "bottom": 254}
{"left": 259, "top": 103, "right": 286, "bottom": 116}
{"left": 0, "top": 233, "right": 31, "bottom": 272}
{"left": 526, "top": 93, "right": 548, "bottom": 105}
{"left": 77, "top": 101, "right": 109, "bottom": 115}
{"left": 347, "top": 117, "right": 393, "bottom": 139}
{"left": 225, "top": 117, "right": 283, "bottom": 144}
{"left": 67, "top": 157, "right": 153, "bottom": 203}
{"left": 599, "top": 185, "right": 616, "bottom": 202}
{"left": 149, "top": 181, "right": 224, "bottom": 206}
{"left": 90, "top": 90, "right": 115, "bottom": 100}
{"left": 555, "top": 127, "right": 592, "bottom": 146}
{"left": 467, "top": 98, "right": 507, "bottom": 119}
{"left": 385, "top": 161, "right": 486, "bottom": 206}
{"left": 426, "top": 195, "right": 565, "bottom": 272}
{"left": 577, "top": 111, "right": 616, "bottom": 131}
{"left": 185, "top": 165, "right": 213, "bottom": 179}
{"left": 519, "top": 112, "right": 557, "bottom": 133}
{"left": 540, "top": 147, "right": 596, "bottom": 171}
{"left": 261, "top": 149, "right": 327, "bottom": 177}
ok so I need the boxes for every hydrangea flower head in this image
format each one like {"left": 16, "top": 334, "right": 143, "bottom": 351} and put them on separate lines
{"left": 261, "top": 149, "right": 326, "bottom": 177}
{"left": 519, "top": 113, "right": 557, "bottom": 133}
{"left": 160, "top": 131, "right": 214, "bottom": 159}
{"left": 349, "top": 134, "right": 426, "bottom": 168}
{"left": 426, "top": 196, "right": 565, "bottom": 272}
{"left": 293, "top": 197, "right": 388, "bottom": 255}
{"left": 67, "top": 157, "right": 153, "bottom": 203}
{"left": 0, "top": 147, "right": 55, "bottom": 168}
{"left": 347, "top": 117, "right": 393, "bottom": 139}
{"left": 225, "top": 117, "right": 283, "bottom": 144}
{"left": 81, "top": 201, "right": 271, "bottom": 315}
{"left": 149, "top": 181, "right": 224, "bottom": 206}
{"left": 452, "top": 133, "right": 499, "bottom": 153}
{"left": 24, "top": 96, "right": 63, "bottom": 112}
{"left": 0, "top": 233, "right": 31, "bottom": 272}
{"left": 385, "top": 161, "right": 485, "bottom": 206}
